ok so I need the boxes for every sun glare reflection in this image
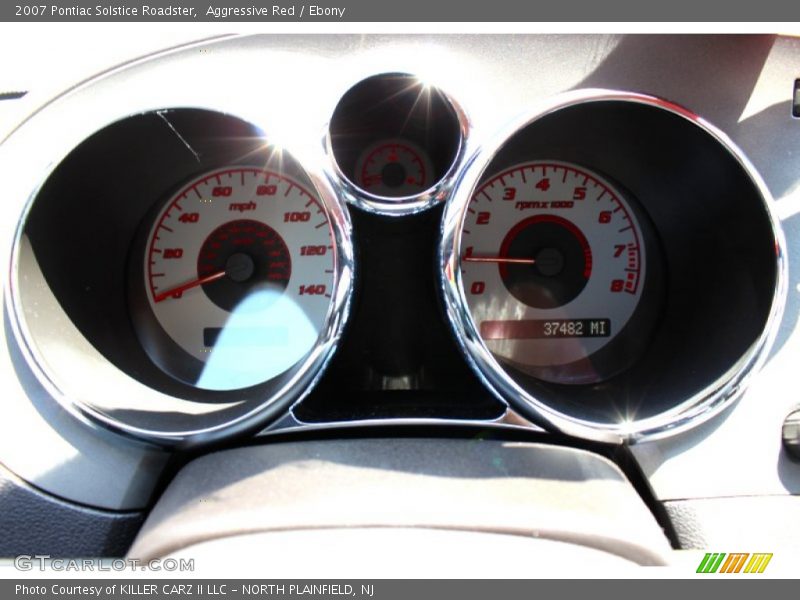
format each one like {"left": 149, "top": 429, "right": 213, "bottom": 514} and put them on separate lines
{"left": 197, "top": 288, "right": 317, "bottom": 391}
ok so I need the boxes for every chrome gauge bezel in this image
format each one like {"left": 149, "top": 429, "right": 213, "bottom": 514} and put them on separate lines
{"left": 439, "top": 89, "right": 788, "bottom": 444}
{"left": 324, "top": 76, "right": 472, "bottom": 217}
{"left": 7, "top": 107, "right": 355, "bottom": 448}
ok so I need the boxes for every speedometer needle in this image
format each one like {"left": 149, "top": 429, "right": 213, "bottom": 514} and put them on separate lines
{"left": 153, "top": 270, "right": 227, "bottom": 303}
{"left": 463, "top": 256, "right": 536, "bottom": 265}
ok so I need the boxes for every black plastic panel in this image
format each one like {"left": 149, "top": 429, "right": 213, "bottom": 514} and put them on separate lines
{"left": 294, "top": 206, "right": 506, "bottom": 422}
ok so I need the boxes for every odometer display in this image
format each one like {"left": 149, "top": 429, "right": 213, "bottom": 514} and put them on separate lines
{"left": 461, "top": 161, "right": 646, "bottom": 384}
{"left": 480, "top": 318, "right": 611, "bottom": 340}
{"left": 136, "top": 166, "right": 336, "bottom": 392}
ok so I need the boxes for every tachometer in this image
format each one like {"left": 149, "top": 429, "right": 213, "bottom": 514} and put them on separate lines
{"left": 460, "top": 161, "right": 647, "bottom": 384}
{"left": 135, "top": 166, "right": 336, "bottom": 391}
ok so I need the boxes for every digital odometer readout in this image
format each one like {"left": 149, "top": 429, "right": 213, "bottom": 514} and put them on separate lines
{"left": 480, "top": 319, "right": 611, "bottom": 340}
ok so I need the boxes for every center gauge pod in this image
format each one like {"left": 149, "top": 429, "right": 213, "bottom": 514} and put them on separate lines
{"left": 440, "top": 90, "right": 787, "bottom": 444}
{"left": 328, "top": 73, "right": 468, "bottom": 216}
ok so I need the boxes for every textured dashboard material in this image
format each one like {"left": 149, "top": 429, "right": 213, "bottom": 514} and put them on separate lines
{"left": 664, "top": 496, "right": 800, "bottom": 550}
{"left": 0, "top": 461, "right": 143, "bottom": 557}
{"left": 128, "top": 439, "right": 672, "bottom": 565}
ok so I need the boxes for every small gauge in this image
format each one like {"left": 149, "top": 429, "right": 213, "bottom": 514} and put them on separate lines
{"left": 134, "top": 166, "right": 336, "bottom": 391}
{"left": 354, "top": 138, "right": 435, "bottom": 198}
{"left": 461, "top": 161, "right": 649, "bottom": 384}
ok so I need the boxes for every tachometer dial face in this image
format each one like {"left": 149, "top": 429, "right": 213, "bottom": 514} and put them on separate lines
{"left": 461, "top": 161, "right": 646, "bottom": 384}
{"left": 139, "top": 167, "right": 335, "bottom": 391}
{"left": 355, "top": 138, "right": 434, "bottom": 197}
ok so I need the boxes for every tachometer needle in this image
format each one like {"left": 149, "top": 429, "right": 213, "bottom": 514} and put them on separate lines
{"left": 153, "top": 270, "right": 226, "bottom": 303}
{"left": 463, "top": 256, "right": 536, "bottom": 265}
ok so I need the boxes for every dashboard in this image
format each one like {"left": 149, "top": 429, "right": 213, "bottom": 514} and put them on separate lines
{"left": 1, "top": 33, "right": 799, "bottom": 571}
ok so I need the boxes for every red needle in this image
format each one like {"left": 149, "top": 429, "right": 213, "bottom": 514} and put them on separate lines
{"left": 153, "top": 270, "right": 226, "bottom": 303}
{"left": 463, "top": 256, "right": 536, "bottom": 265}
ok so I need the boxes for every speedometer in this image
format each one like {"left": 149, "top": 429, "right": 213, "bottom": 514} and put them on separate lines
{"left": 460, "top": 161, "right": 649, "bottom": 384}
{"left": 133, "top": 166, "right": 336, "bottom": 392}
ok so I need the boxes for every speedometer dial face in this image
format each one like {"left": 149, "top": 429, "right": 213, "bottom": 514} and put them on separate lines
{"left": 461, "top": 161, "right": 646, "bottom": 384}
{"left": 139, "top": 167, "right": 335, "bottom": 391}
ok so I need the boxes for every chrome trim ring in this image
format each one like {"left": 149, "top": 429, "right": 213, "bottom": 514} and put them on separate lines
{"left": 439, "top": 89, "right": 788, "bottom": 445}
{"left": 7, "top": 109, "right": 355, "bottom": 448}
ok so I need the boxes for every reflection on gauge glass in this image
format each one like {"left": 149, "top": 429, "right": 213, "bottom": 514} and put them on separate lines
{"left": 134, "top": 166, "right": 335, "bottom": 391}
{"left": 461, "top": 161, "right": 648, "bottom": 384}
{"left": 354, "top": 138, "right": 434, "bottom": 197}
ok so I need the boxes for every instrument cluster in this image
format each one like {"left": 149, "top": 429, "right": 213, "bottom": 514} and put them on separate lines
{"left": 7, "top": 69, "right": 785, "bottom": 447}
